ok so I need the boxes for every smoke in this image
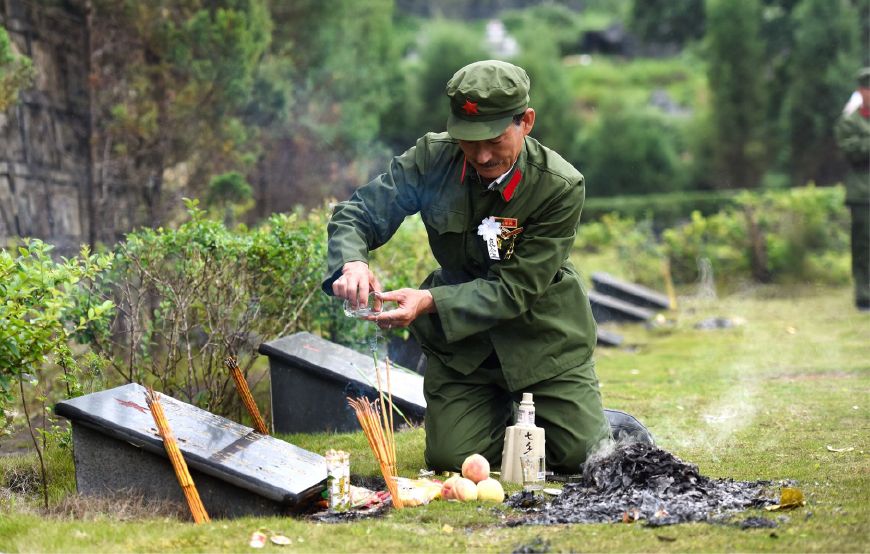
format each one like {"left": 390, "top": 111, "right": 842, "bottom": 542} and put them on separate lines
{"left": 668, "top": 360, "right": 761, "bottom": 461}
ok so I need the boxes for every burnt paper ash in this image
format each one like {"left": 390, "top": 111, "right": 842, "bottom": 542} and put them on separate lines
{"left": 508, "top": 442, "right": 775, "bottom": 526}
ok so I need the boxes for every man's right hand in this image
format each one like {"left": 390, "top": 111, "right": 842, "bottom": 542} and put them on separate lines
{"left": 332, "top": 261, "right": 382, "bottom": 310}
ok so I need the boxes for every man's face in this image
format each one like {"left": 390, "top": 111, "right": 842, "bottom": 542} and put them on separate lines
{"left": 860, "top": 86, "right": 870, "bottom": 106}
{"left": 458, "top": 109, "right": 536, "bottom": 180}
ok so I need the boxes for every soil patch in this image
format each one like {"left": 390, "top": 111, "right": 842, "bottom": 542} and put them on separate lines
{"left": 507, "top": 442, "right": 777, "bottom": 526}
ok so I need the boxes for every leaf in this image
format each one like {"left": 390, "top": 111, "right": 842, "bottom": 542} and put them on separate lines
{"left": 765, "top": 487, "right": 805, "bottom": 511}
{"left": 825, "top": 445, "right": 854, "bottom": 453}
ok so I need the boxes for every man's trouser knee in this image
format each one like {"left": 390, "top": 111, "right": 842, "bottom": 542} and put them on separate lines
{"left": 423, "top": 360, "right": 512, "bottom": 472}
{"left": 423, "top": 357, "right": 610, "bottom": 474}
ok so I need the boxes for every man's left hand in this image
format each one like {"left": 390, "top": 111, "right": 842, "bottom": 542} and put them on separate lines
{"left": 368, "top": 289, "right": 436, "bottom": 329}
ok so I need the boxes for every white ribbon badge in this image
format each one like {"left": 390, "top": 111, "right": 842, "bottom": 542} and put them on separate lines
{"left": 477, "top": 217, "right": 501, "bottom": 260}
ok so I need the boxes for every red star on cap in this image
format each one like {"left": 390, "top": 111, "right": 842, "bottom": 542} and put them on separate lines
{"left": 461, "top": 99, "right": 479, "bottom": 115}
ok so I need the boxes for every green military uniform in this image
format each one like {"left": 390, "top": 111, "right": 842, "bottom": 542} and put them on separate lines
{"left": 834, "top": 68, "right": 870, "bottom": 310}
{"left": 322, "top": 61, "right": 610, "bottom": 473}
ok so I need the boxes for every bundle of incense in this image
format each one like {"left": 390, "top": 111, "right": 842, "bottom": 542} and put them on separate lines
{"left": 224, "top": 356, "right": 269, "bottom": 435}
{"left": 144, "top": 387, "right": 210, "bottom": 524}
{"left": 348, "top": 397, "right": 403, "bottom": 509}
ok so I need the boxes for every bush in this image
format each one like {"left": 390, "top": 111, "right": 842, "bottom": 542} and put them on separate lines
{"left": 582, "top": 189, "right": 740, "bottom": 228}
{"left": 737, "top": 185, "right": 849, "bottom": 282}
{"left": 80, "top": 199, "right": 326, "bottom": 415}
{"left": 576, "top": 213, "right": 665, "bottom": 288}
{"left": 578, "top": 108, "right": 690, "bottom": 197}
{"left": 0, "top": 241, "right": 114, "bottom": 426}
{"left": 0, "top": 240, "right": 113, "bottom": 506}
{"left": 662, "top": 210, "right": 749, "bottom": 284}
{"left": 661, "top": 185, "right": 848, "bottom": 285}
{"left": 580, "top": 185, "right": 848, "bottom": 288}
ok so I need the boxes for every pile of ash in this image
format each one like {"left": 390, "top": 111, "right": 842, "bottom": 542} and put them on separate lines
{"left": 508, "top": 442, "right": 776, "bottom": 526}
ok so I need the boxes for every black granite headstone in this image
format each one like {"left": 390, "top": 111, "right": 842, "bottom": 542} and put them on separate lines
{"left": 259, "top": 332, "right": 426, "bottom": 435}
{"left": 589, "top": 291, "right": 655, "bottom": 323}
{"left": 55, "top": 383, "right": 326, "bottom": 518}
{"left": 596, "top": 328, "right": 624, "bottom": 347}
{"left": 591, "top": 272, "right": 670, "bottom": 311}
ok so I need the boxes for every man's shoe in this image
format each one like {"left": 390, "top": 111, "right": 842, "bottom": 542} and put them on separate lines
{"left": 604, "top": 409, "right": 654, "bottom": 445}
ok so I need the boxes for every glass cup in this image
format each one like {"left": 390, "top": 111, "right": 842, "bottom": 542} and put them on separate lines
{"left": 520, "top": 454, "right": 545, "bottom": 493}
{"left": 342, "top": 292, "right": 383, "bottom": 318}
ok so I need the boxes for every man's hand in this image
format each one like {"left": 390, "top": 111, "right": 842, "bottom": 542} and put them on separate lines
{"left": 332, "top": 261, "right": 382, "bottom": 310}
{"left": 368, "top": 288, "right": 436, "bottom": 329}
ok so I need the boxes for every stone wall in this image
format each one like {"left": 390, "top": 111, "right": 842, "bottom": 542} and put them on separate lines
{"left": 0, "top": 0, "right": 90, "bottom": 252}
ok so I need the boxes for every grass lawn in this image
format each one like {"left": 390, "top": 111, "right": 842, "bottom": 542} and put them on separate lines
{"left": 1, "top": 284, "right": 868, "bottom": 552}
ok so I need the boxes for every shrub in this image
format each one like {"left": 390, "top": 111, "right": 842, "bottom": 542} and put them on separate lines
{"left": 661, "top": 185, "right": 848, "bottom": 285}
{"left": 662, "top": 210, "right": 749, "bottom": 284}
{"left": 583, "top": 185, "right": 848, "bottom": 287}
{"left": 575, "top": 213, "right": 666, "bottom": 288}
{"left": 736, "top": 185, "right": 849, "bottom": 283}
{"left": 582, "top": 189, "right": 740, "bottom": 228}
{"left": 578, "top": 108, "right": 690, "bottom": 197}
{"left": 0, "top": 240, "right": 114, "bottom": 506}
{"left": 80, "top": 199, "right": 326, "bottom": 415}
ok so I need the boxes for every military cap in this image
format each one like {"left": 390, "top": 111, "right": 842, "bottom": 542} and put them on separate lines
{"left": 857, "top": 67, "right": 870, "bottom": 88}
{"left": 445, "top": 60, "right": 530, "bottom": 141}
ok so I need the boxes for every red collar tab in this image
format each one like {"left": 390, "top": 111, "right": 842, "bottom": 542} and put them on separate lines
{"left": 860, "top": 105, "right": 870, "bottom": 119}
{"left": 459, "top": 157, "right": 467, "bottom": 184}
{"left": 461, "top": 99, "right": 479, "bottom": 115}
{"left": 502, "top": 169, "right": 523, "bottom": 202}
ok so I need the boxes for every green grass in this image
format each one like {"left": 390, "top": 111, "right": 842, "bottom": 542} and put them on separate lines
{"left": 2, "top": 285, "right": 868, "bottom": 552}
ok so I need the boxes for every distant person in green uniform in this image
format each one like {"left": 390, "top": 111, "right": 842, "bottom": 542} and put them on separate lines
{"left": 322, "top": 60, "right": 648, "bottom": 474}
{"left": 835, "top": 67, "right": 870, "bottom": 312}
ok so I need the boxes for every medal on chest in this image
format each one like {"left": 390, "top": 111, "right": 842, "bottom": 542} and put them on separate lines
{"left": 477, "top": 216, "right": 524, "bottom": 261}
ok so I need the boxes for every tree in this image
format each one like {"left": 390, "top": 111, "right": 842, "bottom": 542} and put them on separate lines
{"left": 629, "top": 0, "right": 706, "bottom": 51}
{"left": 397, "top": 21, "right": 490, "bottom": 147}
{"left": 578, "top": 108, "right": 688, "bottom": 197}
{"left": 89, "top": 0, "right": 271, "bottom": 230}
{"left": 704, "top": 0, "right": 767, "bottom": 188}
{"left": 254, "top": 0, "right": 403, "bottom": 210}
{"left": 779, "top": 0, "right": 860, "bottom": 186}
{"left": 514, "top": 21, "right": 580, "bottom": 159}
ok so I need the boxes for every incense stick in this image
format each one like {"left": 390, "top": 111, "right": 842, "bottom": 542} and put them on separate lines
{"left": 347, "top": 396, "right": 404, "bottom": 509}
{"left": 224, "top": 356, "right": 269, "bottom": 434}
{"left": 144, "top": 387, "right": 210, "bottom": 523}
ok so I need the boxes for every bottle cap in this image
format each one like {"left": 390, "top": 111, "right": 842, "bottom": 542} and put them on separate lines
{"left": 522, "top": 392, "right": 533, "bottom": 403}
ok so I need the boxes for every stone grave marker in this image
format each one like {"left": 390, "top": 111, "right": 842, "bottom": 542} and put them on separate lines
{"left": 596, "top": 328, "right": 624, "bottom": 347}
{"left": 55, "top": 383, "right": 326, "bottom": 518}
{"left": 589, "top": 290, "right": 655, "bottom": 323}
{"left": 591, "top": 272, "right": 670, "bottom": 311}
{"left": 259, "top": 332, "right": 426, "bottom": 435}
{"left": 260, "top": 333, "right": 649, "bottom": 445}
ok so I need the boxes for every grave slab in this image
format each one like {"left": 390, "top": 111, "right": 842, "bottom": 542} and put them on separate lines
{"left": 589, "top": 291, "right": 655, "bottom": 323}
{"left": 596, "top": 328, "right": 624, "bottom": 347}
{"left": 591, "top": 272, "right": 670, "bottom": 311}
{"left": 259, "top": 332, "right": 426, "bottom": 435}
{"left": 55, "top": 383, "right": 326, "bottom": 518}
